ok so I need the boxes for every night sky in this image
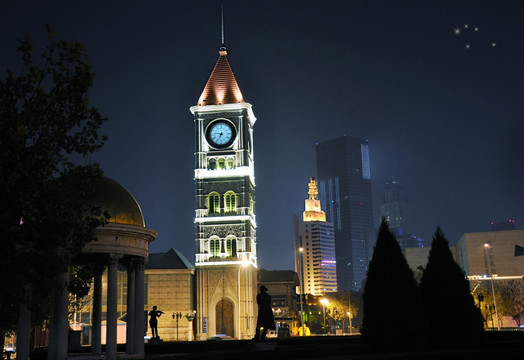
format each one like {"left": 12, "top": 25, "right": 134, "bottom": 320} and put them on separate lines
{"left": 2, "top": 1, "right": 522, "bottom": 271}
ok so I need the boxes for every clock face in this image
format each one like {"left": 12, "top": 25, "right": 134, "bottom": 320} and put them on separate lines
{"left": 206, "top": 120, "right": 236, "bottom": 148}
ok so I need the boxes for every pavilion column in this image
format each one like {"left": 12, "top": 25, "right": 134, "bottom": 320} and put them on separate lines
{"left": 16, "top": 283, "right": 32, "bottom": 360}
{"left": 134, "top": 259, "right": 145, "bottom": 357}
{"left": 48, "top": 271, "right": 69, "bottom": 360}
{"left": 91, "top": 265, "right": 103, "bottom": 356}
{"left": 106, "top": 255, "right": 119, "bottom": 360}
{"left": 125, "top": 260, "right": 136, "bottom": 354}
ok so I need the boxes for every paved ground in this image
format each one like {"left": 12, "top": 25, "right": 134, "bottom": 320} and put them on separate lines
{"left": 29, "top": 332, "right": 524, "bottom": 360}
{"left": 143, "top": 333, "right": 524, "bottom": 360}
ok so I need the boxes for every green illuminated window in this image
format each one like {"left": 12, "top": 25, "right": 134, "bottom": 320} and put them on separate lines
{"left": 208, "top": 192, "right": 220, "bottom": 214}
{"left": 210, "top": 239, "right": 219, "bottom": 257}
{"left": 224, "top": 191, "right": 237, "bottom": 213}
{"left": 226, "top": 238, "right": 237, "bottom": 257}
{"left": 227, "top": 157, "right": 235, "bottom": 169}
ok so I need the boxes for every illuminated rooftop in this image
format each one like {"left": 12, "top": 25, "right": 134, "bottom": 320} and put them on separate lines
{"left": 93, "top": 176, "right": 145, "bottom": 227}
{"left": 197, "top": 46, "right": 244, "bottom": 106}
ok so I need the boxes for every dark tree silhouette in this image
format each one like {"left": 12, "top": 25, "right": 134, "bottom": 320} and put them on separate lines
{"left": 0, "top": 26, "right": 106, "bottom": 346}
{"left": 420, "top": 227, "right": 484, "bottom": 347}
{"left": 362, "top": 218, "right": 423, "bottom": 350}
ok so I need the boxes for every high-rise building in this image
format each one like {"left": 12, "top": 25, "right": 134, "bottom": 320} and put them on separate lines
{"left": 315, "top": 135, "right": 374, "bottom": 291}
{"left": 191, "top": 44, "right": 258, "bottom": 340}
{"left": 379, "top": 179, "right": 424, "bottom": 251}
{"left": 380, "top": 179, "right": 407, "bottom": 234}
{"left": 294, "top": 178, "right": 337, "bottom": 296}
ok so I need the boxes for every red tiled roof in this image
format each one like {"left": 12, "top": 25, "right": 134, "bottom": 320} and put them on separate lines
{"left": 197, "top": 47, "right": 244, "bottom": 106}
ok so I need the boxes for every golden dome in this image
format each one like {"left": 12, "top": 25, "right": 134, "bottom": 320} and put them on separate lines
{"left": 93, "top": 176, "right": 145, "bottom": 227}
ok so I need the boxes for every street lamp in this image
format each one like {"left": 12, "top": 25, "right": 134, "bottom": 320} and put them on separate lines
{"left": 483, "top": 243, "right": 500, "bottom": 330}
{"left": 172, "top": 312, "right": 182, "bottom": 341}
{"left": 320, "top": 299, "right": 329, "bottom": 334}
{"left": 346, "top": 311, "right": 353, "bottom": 335}
{"left": 298, "top": 247, "right": 305, "bottom": 336}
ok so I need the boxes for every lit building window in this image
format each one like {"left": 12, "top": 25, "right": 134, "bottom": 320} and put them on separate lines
{"left": 226, "top": 157, "right": 235, "bottom": 169}
{"left": 226, "top": 238, "right": 237, "bottom": 257}
{"left": 224, "top": 191, "right": 237, "bottom": 213}
{"left": 218, "top": 158, "right": 226, "bottom": 170}
{"left": 209, "top": 238, "right": 220, "bottom": 257}
{"left": 208, "top": 192, "right": 221, "bottom": 214}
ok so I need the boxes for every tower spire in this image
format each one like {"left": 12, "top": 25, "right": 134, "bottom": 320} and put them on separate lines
{"left": 303, "top": 178, "right": 326, "bottom": 222}
{"left": 221, "top": 6, "right": 225, "bottom": 47}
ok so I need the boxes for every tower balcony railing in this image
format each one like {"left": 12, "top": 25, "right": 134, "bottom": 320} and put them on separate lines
{"left": 195, "top": 251, "right": 255, "bottom": 265}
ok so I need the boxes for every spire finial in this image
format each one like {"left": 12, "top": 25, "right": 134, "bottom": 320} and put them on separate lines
{"left": 221, "top": 6, "right": 225, "bottom": 46}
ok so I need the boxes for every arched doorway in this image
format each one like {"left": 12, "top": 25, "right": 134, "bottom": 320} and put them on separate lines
{"left": 215, "top": 298, "right": 234, "bottom": 337}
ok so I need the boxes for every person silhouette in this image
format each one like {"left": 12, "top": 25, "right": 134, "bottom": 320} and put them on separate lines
{"left": 148, "top": 305, "right": 163, "bottom": 339}
{"left": 253, "top": 285, "right": 276, "bottom": 341}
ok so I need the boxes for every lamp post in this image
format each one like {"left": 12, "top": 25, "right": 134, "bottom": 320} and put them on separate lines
{"left": 172, "top": 312, "right": 182, "bottom": 341}
{"left": 298, "top": 247, "right": 305, "bottom": 336}
{"left": 483, "top": 243, "right": 500, "bottom": 330}
{"left": 346, "top": 311, "right": 353, "bottom": 335}
{"left": 320, "top": 299, "right": 328, "bottom": 334}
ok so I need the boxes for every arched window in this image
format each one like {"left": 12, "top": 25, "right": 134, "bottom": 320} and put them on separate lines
{"left": 208, "top": 158, "right": 216, "bottom": 170}
{"left": 209, "top": 239, "right": 219, "bottom": 257}
{"left": 208, "top": 192, "right": 220, "bottom": 214}
{"left": 226, "top": 238, "right": 237, "bottom": 257}
{"left": 218, "top": 158, "right": 226, "bottom": 170}
{"left": 224, "top": 191, "right": 236, "bottom": 213}
{"left": 226, "top": 157, "right": 235, "bottom": 169}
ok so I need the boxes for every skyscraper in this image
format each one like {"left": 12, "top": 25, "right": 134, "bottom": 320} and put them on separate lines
{"left": 315, "top": 135, "right": 373, "bottom": 291}
{"left": 294, "top": 178, "right": 337, "bottom": 296}
{"left": 191, "top": 44, "right": 258, "bottom": 340}
{"left": 380, "top": 179, "right": 407, "bottom": 234}
{"left": 379, "top": 179, "right": 424, "bottom": 251}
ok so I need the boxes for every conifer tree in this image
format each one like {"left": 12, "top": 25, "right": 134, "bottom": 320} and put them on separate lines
{"left": 420, "top": 227, "right": 484, "bottom": 347}
{"left": 362, "top": 218, "right": 422, "bottom": 350}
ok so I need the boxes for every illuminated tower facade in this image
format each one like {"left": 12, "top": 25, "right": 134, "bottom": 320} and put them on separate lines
{"left": 190, "top": 44, "right": 257, "bottom": 340}
{"left": 316, "top": 135, "right": 374, "bottom": 291}
{"left": 294, "top": 178, "right": 337, "bottom": 296}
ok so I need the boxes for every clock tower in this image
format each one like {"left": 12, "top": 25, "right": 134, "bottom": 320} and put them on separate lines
{"left": 190, "top": 45, "right": 257, "bottom": 340}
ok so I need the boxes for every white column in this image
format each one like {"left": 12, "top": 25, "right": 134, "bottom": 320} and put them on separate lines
{"left": 16, "top": 284, "right": 32, "bottom": 360}
{"left": 106, "top": 255, "right": 119, "bottom": 360}
{"left": 91, "top": 268, "right": 102, "bottom": 356}
{"left": 134, "top": 259, "right": 145, "bottom": 357}
{"left": 48, "top": 271, "right": 69, "bottom": 360}
{"left": 126, "top": 261, "right": 136, "bottom": 354}
{"left": 48, "top": 286, "right": 57, "bottom": 360}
